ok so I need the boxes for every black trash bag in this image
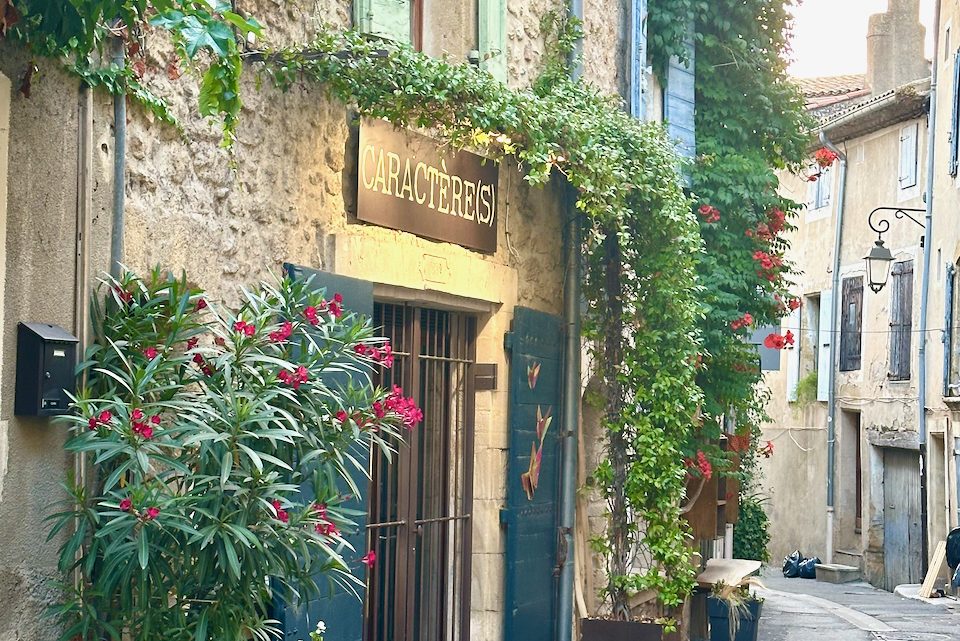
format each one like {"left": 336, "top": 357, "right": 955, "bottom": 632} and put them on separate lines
{"left": 782, "top": 550, "right": 802, "bottom": 578}
{"left": 799, "top": 556, "right": 821, "bottom": 579}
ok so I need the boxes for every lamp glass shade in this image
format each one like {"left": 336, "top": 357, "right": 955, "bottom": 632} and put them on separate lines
{"left": 864, "top": 242, "right": 894, "bottom": 293}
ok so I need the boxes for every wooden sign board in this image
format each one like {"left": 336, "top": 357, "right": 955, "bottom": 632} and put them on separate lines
{"left": 357, "top": 118, "right": 499, "bottom": 253}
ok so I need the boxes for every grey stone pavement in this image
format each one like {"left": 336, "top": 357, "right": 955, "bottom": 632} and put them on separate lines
{"left": 754, "top": 568, "right": 960, "bottom": 641}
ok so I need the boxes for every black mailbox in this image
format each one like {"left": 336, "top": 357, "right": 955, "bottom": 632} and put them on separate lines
{"left": 15, "top": 322, "right": 79, "bottom": 416}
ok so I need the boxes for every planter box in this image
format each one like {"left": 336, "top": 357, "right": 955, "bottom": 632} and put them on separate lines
{"left": 581, "top": 618, "right": 681, "bottom": 641}
{"left": 707, "top": 597, "right": 762, "bottom": 641}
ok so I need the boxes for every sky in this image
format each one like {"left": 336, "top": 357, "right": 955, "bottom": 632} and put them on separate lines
{"left": 788, "top": 0, "right": 936, "bottom": 78}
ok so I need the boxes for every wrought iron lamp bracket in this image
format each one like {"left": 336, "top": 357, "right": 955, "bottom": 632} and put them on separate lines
{"left": 867, "top": 206, "right": 926, "bottom": 244}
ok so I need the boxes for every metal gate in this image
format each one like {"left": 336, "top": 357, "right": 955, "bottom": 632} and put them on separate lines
{"left": 502, "top": 307, "right": 563, "bottom": 641}
{"left": 366, "top": 303, "right": 476, "bottom": 641}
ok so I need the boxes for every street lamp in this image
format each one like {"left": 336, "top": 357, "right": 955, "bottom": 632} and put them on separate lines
{"left": 864, "top": 207, "right": 925, "bottom": 292}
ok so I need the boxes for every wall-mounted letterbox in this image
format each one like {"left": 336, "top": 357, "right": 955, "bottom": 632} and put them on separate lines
{"left": 15, "top": 322, "right": 79, "bottom": 417}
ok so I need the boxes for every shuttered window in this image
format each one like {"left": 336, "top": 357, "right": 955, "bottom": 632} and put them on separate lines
{"left": 355, "top": 0, "right": 416, "bottom": 45}
{"left": 808, "top": 163, "right": 832, "bottom": 210}
{"left": 889, "top": 260, "right": 914, "bottom": 381}
{"left": 899, "top": 123, "right": 919, "bottom": 189}
{"left": 629, "top": 0, "right": 649, "bottom": 118}
{"left": 950, "top": 50, "right": 960, "bottom": 176}
{"left": 840, "top": 276, "right": 863, "bottom": 371}
{"left": 478, "top": 0, "right": 507, "bottom": 82}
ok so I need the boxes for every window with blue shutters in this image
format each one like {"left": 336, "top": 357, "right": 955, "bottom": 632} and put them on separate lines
{"left": 355, "top": 0, "right": 415, "bottom": 45}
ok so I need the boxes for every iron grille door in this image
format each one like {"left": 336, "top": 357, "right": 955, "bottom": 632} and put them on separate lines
{"left": 367, "top": 304, "right": 476, "bottom": 641}
{"left": 502, "top": 307, "right": 563, "bottom": 641}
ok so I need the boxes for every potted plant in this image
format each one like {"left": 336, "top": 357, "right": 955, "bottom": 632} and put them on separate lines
{"left": 706, "top": 579, "right": 764, "bottom": 641}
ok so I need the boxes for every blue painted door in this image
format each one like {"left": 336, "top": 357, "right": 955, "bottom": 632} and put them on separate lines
{"left": 275, "top": 264, "right": 374, "bottom": 641}
{"left": 502, "top": 307, "right": 564, "bottom": 641}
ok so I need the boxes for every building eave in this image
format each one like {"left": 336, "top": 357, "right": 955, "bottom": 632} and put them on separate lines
{"left": 814, "top": 78, "right": 931, "bottom": 144}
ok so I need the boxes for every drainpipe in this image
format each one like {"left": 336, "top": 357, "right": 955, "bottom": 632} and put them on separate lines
{"left": 918, "top": 0, "right": 942, "bottom": 575}
{"left": 557, "top": 2, "right": 583, "bottom": 640}
{"left": 110, "top": 34, "right": 126, "bottom": 278}
{"left": 819, "top": 131, "right": 847, "bottom": 565}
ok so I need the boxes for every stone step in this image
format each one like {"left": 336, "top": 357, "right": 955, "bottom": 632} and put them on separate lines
{"left": 815, "top": 563, "right": 861, "bottom": 583}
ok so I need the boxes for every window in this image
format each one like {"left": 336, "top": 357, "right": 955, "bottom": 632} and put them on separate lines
{"left": 839, "top": 276, "right": 863, "bottom": 371}
{"left": 808, "top": 163, "right": 832, "bottom": 210}
{"left": 889, "top": 260, "right": 914, "bottom": 381}
{"left": 899, "top": 123, "right": 919, "bottom": 190}
{"left": 355, "top": 0, "right": 418, "bottom": 45}
{"left": 750, "top": 325, "right": 781, "bottom": 371}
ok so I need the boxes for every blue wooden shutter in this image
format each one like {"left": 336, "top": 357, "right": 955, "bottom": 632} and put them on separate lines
{"left": 839, "top": 276, "right": 863, "bottom": 372}
{"left": 889, "top": 260, "right": 914, "bottom": 381}
{"left": 628, "top": 0, "right": 648, "bottom": 118}
{"left": 479, "top": 0, "right": 507, "bottom": 82}
{"left": 354, "top": 0, "right": 412, "bottom": 44}
{"left": 944, "top": 264, "right": 955, "bottom": 396}
{"left": 664, "top": 35, "right": 696, "bottom": 162}
{"left": 749, "top": 325, "right": 781, "bottom": 371}
{"left": 502, "top": 307, "right": 563, "bottom": 641}
{"left": 275, "top": 264, "right": 374, "bottom": 641}
{"left": 950, "top": 50, "right": 960, "bottom": 176}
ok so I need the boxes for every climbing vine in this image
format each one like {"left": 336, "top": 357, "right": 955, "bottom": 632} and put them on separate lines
{"left": 647, "top": 0, "right": 812, "bottom": 511}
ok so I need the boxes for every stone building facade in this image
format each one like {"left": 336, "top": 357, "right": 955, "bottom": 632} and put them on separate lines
{"left": 0, "top": 1, "right": 684, "bottom": 640}
{"left": 762, "top": 0, "right": 942, "bottom": 591}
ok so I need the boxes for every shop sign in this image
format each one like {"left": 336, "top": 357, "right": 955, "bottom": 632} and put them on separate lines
{"left": 357, "top": 118, "right": 499, "bottom": 253}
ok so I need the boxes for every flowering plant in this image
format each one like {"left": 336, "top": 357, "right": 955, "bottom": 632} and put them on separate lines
{"left": 47, "top": 269, "right": 419, "bottom": 640}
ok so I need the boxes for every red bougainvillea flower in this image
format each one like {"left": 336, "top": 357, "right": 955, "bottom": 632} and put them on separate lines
{"left": 787, "top": 297, "right": 801, "bottom": 311}
{"left": 335, "top": 410, "right": 348, "bottom": 423}
{"left": 233, "top": 320, "right": 256, "bottom": 336}
{"left": 150, "top": 414, "right": 161, "bottom": 425}
{"left": 315, "top": 520, "right": 339, "bottom": 537}
{"left": 304, "top": 306, "right": 320, "bottom": 326}
{"left": 698, "top": 204, "right": 721, "bottom": 223}
{"left": 768, "top": 207, "right": 787, "bottom": 235}
{"left": 784, "top": 330, "right": 795, "bottom": 346}
{"left": 328, "top": 300, "right": 343, "bottom": 318}
{"left": 313, "top": 503, "right": 327, "bottom": 518}
{"left": 271, "top": 499, "right": 289, "bottom": 524}
{"left": 269, "top": 321, "right": 294, "bottom": 343}
{"left": 89, "top": 409, "right": 113, "bottom": 430}
{"left": 730, "top": 312, "right": 754, "bottom": 331}
{"left": 762, "top": 440, "right": 775, "bottom": 458}
{"left": 814, "top": 147, "right": 839, "bottom": 168}
{"left": 119, "top": 497, "right": 132, "bottom": 512}
{"left": 144, "top": 507, "right": 160, "bottom": 520}
{"left": 113, "top": 285, "right": 133, "bottom": 304}
{"left": 695, "top": 451, "right": 713, "bottom": 480}
{"left": 353, "top": 342, "right": 394, "bottom": 368}
{"left": 143, "top": 346, "right": 159, "bottom": 360}
{"left": 195, "top": 298, "right": 207, "bottom": 311}
{"left": 385, "top": 385, "right": 424, "bottom": 428}
{"left": 361, "top": 550, "right": 377, "bottom": 568}
{"left": 187, "top": 337, "right": 199, "bottom": 350}
{"left": 763, "top": 333, "right": 787, "bottom": 350}
{"left": 278, "top": 365, "right": 309, "bottom": 390}
{"left": 131, "top": 408, "right": 144, "bottom": 422}
{"left": 333, "top": 293, "right": 343, "bottom": 304}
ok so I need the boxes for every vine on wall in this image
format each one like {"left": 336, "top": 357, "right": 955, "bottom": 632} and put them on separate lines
{"left": 648, "top": 0, "right": 812, "bottom": 542}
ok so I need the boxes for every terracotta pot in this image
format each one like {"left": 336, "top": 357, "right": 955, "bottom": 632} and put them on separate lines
{"left": 581, "top": 618, "right": 682, "bottom": 641}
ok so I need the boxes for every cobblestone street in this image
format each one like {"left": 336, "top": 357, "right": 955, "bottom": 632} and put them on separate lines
{"left": 757, "top": 570, "right": 960, "bottom": 641}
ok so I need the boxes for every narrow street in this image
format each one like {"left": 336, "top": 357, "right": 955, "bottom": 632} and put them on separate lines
{"left": 757, "top": 570, "right": 960, "bottom": 640}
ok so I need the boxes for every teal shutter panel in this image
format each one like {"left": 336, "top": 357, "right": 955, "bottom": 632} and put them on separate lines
{"left": 275, "top": 264, "right": 374, "bottom": 641}
{"left": 502, "top": 307, "right": 564, "bottom": 641}
{"left": 354, "top": 0, "right": 412, "bottom": 44}
{"left": 950, "top": 50, "right": 960, "bottom": 176}
{"left": 749, "top": 325, "right": 781, "bottom": 371}
{"left": 479, "top": 0, "right": 508, "bottom": 82}
{"left": 664, "top": 36, "right": 696, "bottom": 161}
{"left": 629, "top": 0, "right": 648, "bottom": 118}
